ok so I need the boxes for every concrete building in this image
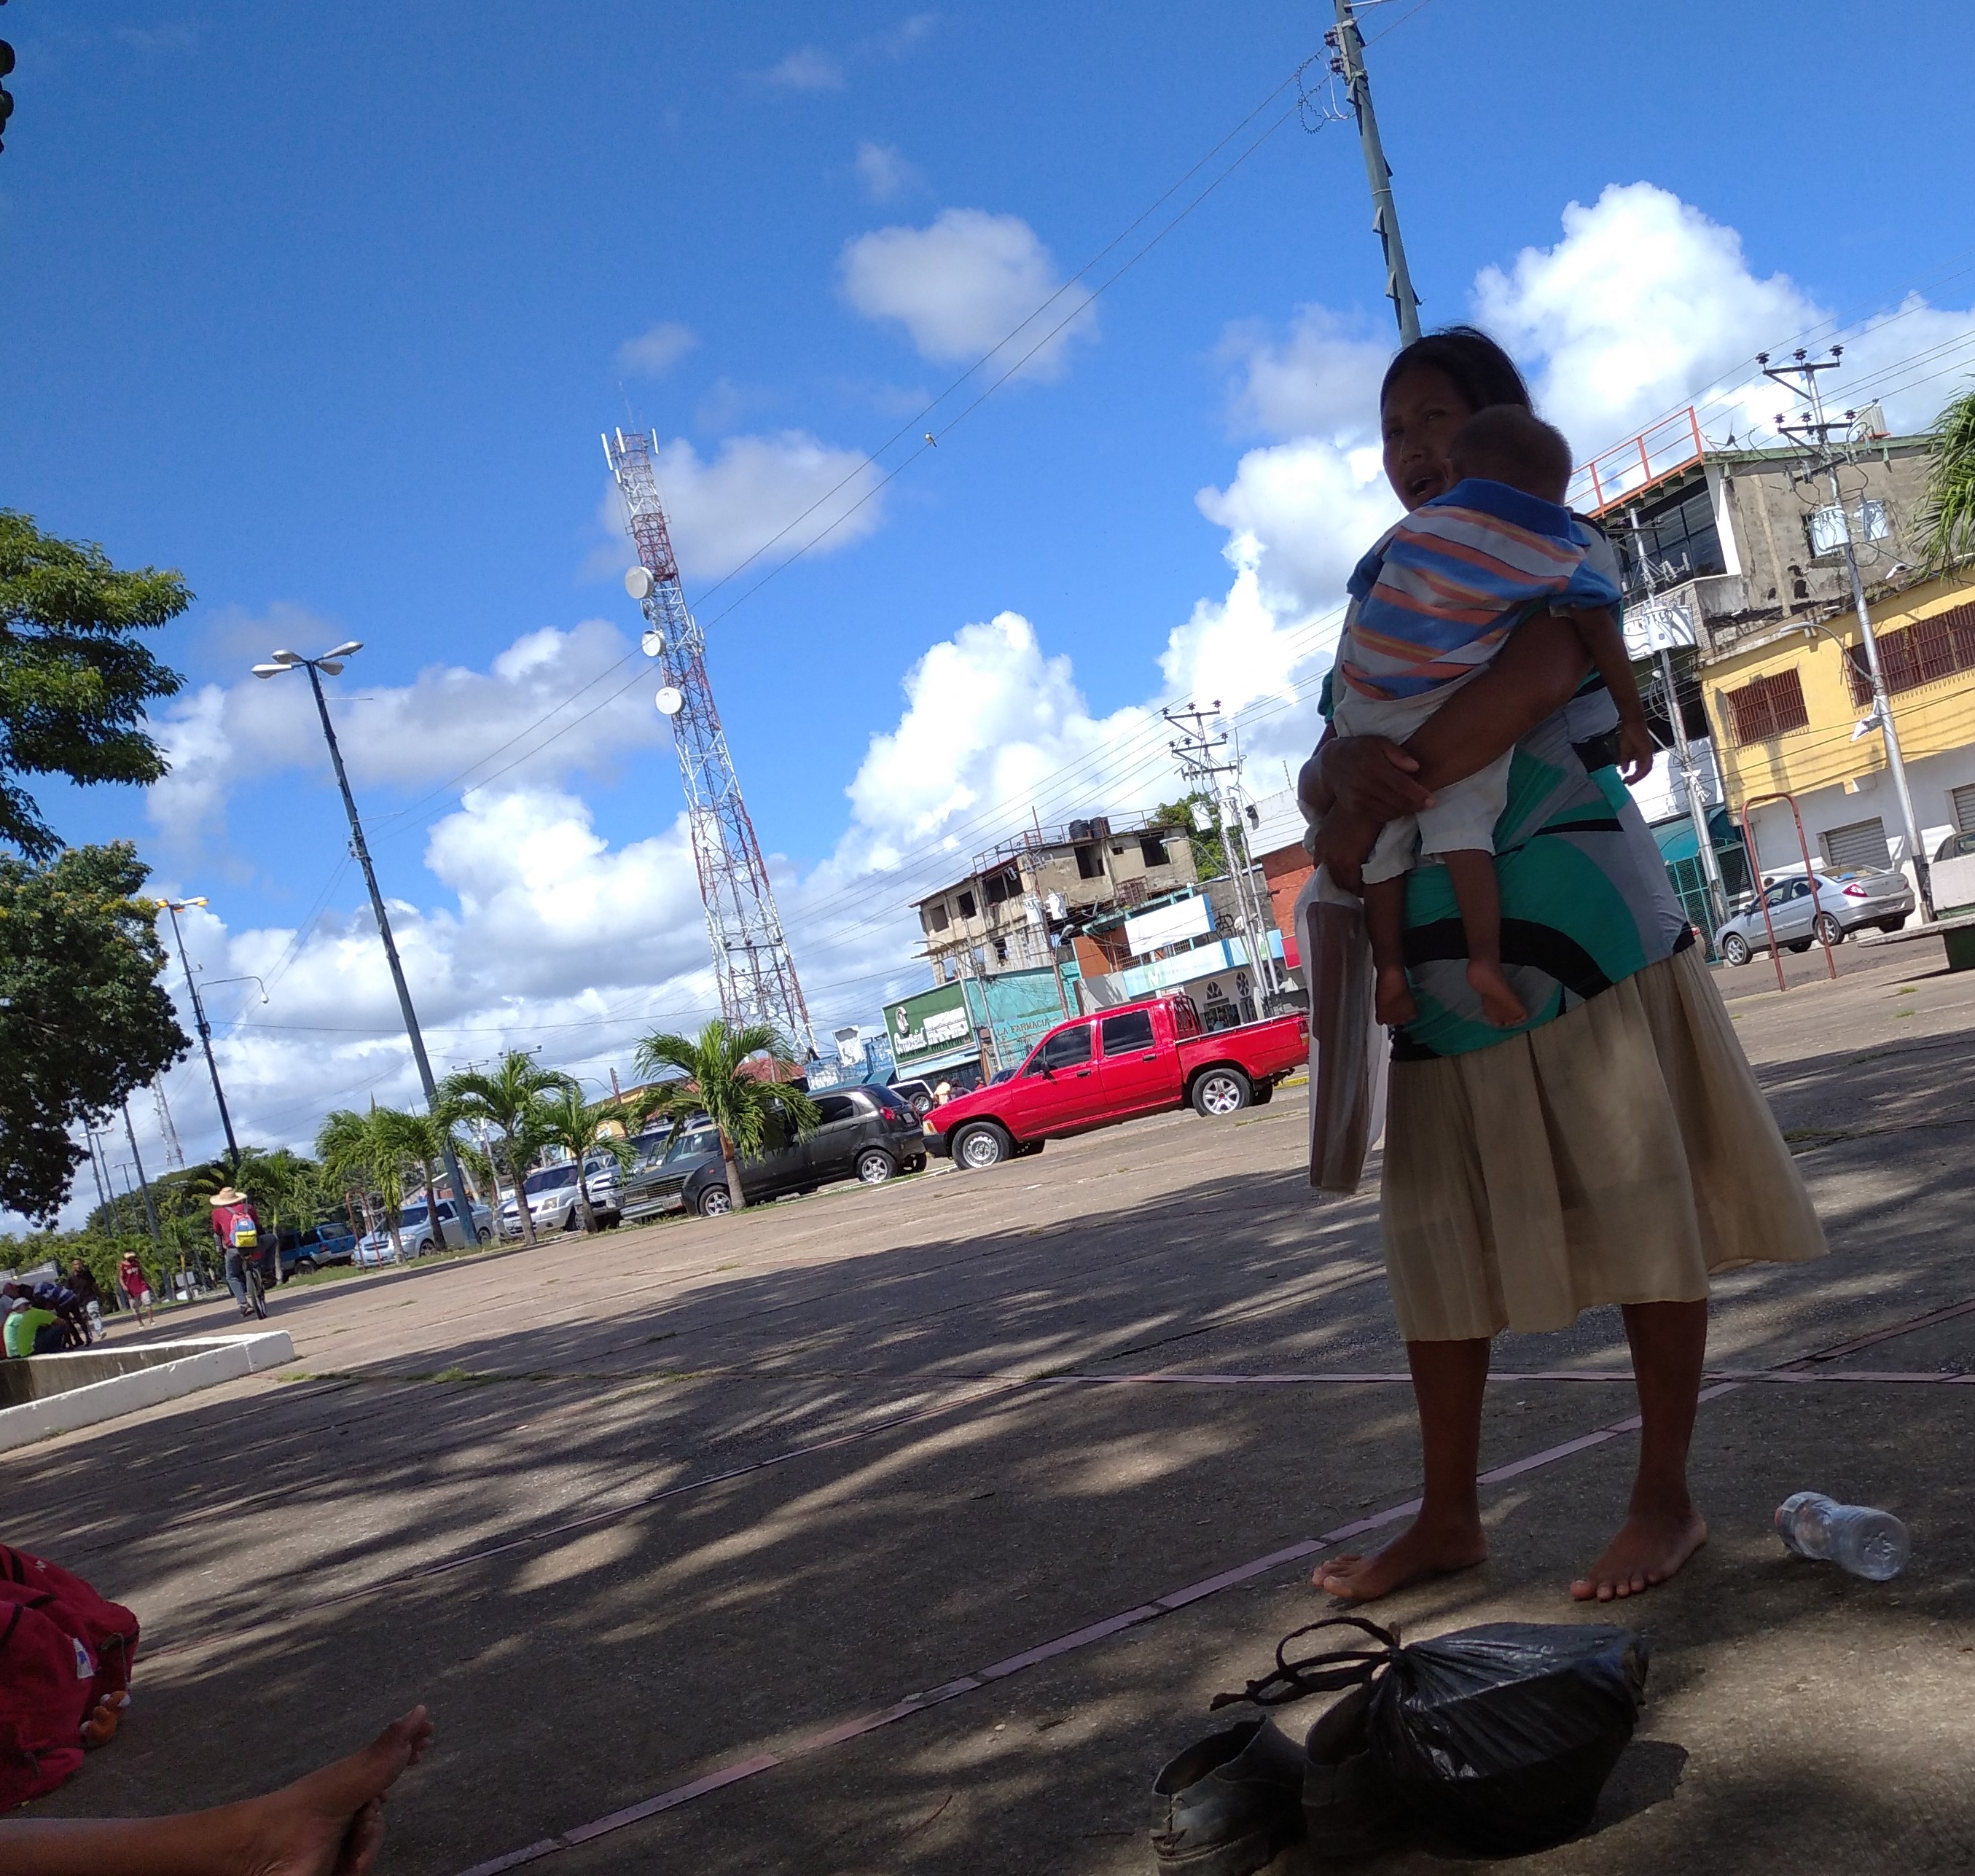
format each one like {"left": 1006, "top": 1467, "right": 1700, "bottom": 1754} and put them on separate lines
{"left": 912, "top": 816, "right": 1199, "bottom": 985}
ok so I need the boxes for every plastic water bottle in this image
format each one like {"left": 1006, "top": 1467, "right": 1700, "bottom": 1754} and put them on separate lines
{"left": 1775, "top": 1491, "right": 1909, "bottom": 1581}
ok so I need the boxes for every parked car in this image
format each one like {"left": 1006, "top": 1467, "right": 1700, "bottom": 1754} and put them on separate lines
{"left": 618, "top": 1087, "right": 928, "bottom": 1222}
{"left": 923, "top": 995, "right": 1308, "bottom": 1171}
{"left": 275, "top": 1222, "right": 357, "bottom": 1277}
{"left": 1714, "top": 867, "right": 1915, "bottom": 965}
{"left": 355, "top": 1197, "right": 496, "bottom": 1265}
{"left": 498, "top": 1155, "right": 625, "bottom": 1236}
{"left": 1932, "top": 829, "right": 1975, "bottom": 915}
{"left": 891, "top": 1079, "right": 938, "bottom": 1118}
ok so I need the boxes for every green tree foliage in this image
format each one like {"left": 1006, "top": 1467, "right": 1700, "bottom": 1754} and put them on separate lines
{"left": 632, "top": 1020, "right": 818, "bottom": 1215}
{"left": 0, "top": 1227, "right": 164, "bottom": 1310}
{"left": 533, "top": 1084, "right": 634, "bottom": 1234}
{"left": 0, "top": 842, "right": 189, "bottom": 1220}
{"left": 439, "top": 1054, "right": 574, "bottom": 1246}
{"left": 316, "top": 1107, "right": 412, "bottom": 1260}
{"left": 1919, "top": 384, "right": 1975, "bottom": 571}
{"left": 0, "top": 510, "right": 189, "bottom": 861}
{"left": 1152, "top": 793, "right": 1226, "bottom": 879}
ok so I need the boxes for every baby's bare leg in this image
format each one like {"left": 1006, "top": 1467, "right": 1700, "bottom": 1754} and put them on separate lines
{"left": 1439, "top": 850, "right": 1527, "bottom": 1026}
{"left": 1364, "top": 875, "right": 1417, "bottom": 1027}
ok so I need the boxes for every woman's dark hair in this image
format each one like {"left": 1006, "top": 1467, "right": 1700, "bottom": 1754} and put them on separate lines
{"left": 1379, "top": 325, "right": 1532, "bottom": 418}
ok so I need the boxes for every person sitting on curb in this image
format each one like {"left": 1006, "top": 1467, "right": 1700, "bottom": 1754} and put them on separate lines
{"left": 0, "top": 1705, "right": 432, "bottom": 1876}
{"left": 5, "top": 1297, "right": 66, "bottom": 1358}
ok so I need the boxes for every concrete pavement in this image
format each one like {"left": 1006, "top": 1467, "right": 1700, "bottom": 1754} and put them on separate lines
{"left": 9, "top": 942, "right": 1975, "bottom": 1873}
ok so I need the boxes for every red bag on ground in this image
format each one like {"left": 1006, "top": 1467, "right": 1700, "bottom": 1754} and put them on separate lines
{"left": 0, "top": 1546, "right": 139, "bottom": 1810}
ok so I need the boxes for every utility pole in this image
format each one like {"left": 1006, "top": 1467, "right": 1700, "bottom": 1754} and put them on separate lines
{"left": 160, "top": 899, "right": 241, "bottom": 1170}
{"left": 1326, "top": 0, "right": 1421, "bottom": 345}
{"left": 1625, "top": 512, "right": 1726, "bottom": 931}
{"left": 252, "top": 644, "right": 474, "bottom": 1235}
{"left": 1761, "top": 348, "right": 1934, "bottom": 918}
{"left": 82, "top": 1130, "right": 111, "bottom": 1221}
{"left": 120, "top": 1099, "right": 163, "bottom": 1248}
{"left": 1165, "top": 703, "right": 1281, "bottom": 1004}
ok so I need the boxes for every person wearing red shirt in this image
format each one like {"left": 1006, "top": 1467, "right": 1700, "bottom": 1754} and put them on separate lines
{"left": 208, "top": 1186, "right": 265, "bottom": 1312}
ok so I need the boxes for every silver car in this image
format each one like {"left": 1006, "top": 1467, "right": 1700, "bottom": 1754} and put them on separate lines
{"left": 1715, "top": 868, "right": 1914, "bottom": 966}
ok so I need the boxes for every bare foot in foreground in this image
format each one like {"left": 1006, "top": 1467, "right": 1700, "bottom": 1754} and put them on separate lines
{"left": 1465, "top": 960, "right": 1528, "bottom": 1028}
{"left": 1570, "top": 1508, "right": 1708, "bottom": 1602}
{"left": 1374, "top": 964, "right": 1418, "bottom": 1028}
{"left": 1313, "top": 1513, "right": 1487, "bottom": 1602}
{"left": 228, "top": 1707, "right": 434, "bottom": 1876}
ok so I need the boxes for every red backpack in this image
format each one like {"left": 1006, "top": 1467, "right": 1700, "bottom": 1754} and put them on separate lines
{"left": 0, "top": 1547, "right": 140, "bottom": 1810}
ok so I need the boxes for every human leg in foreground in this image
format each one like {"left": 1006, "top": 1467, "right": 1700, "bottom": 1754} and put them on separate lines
{"left": 1314, "top": 1337, "right": 1492, "bottom": 1599}
{"left": 1571, "top": 1299, "right": 1709, "bottom": 1601}
{"left": 0, "top": 1707, "right": 432, "bottom": 1876}
{"left": 1362, "top": 874, "right": 1419, "bottom": 1028}
{"left": 1438, "top": 848, "right": 1527, "bottom": 1026}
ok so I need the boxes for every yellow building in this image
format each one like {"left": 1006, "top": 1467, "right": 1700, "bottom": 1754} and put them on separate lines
{"left": 1701, "top": 568, "right": 1975, "bottom": 878}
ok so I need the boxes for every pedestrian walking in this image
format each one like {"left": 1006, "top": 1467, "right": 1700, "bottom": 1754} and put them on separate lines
{"left": 117, "top": 1251, "right": 155, "bottom": 1326}
{"left": 1299, "top": 327, "right": 1826, "bottom": 1604}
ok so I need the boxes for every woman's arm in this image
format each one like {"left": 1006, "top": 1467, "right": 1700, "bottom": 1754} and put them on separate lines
{"left": 1302, "top": 613, "right": 1593, "bottom": 887}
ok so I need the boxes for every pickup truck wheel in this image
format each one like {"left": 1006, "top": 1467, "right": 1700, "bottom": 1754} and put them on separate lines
{"left": 953, "top": 1122, "right": 1012, "bottom": 1170}
{"left": 1192, "top": 1068, "right": 1252, "bottom": 1117}
{"left": 856, "top": 1149, "right": 896, "bottom": 1185}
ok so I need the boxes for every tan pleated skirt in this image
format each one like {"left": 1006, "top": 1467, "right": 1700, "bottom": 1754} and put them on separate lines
{"left": 1380, "top": 945, "right": 1827, "bottom": 1342}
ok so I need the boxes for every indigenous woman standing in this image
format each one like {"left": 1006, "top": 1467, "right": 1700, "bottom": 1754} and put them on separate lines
{"left": 1299, "top": 328, "right": 1826, "bottom": 1602}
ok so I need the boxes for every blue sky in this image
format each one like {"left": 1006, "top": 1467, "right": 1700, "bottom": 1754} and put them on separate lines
{"left": 7, "top": 0, "right": 1975, "bottom": 1208}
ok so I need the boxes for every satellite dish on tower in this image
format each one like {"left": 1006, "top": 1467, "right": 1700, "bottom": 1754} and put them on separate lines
{"left": 641, "top": 628, "right": 665, "bottom": 657}
{"left": 654, "top": 686, "right": 685, "bottom": 717}
{"left": 625, "top": 566, "right": 655, "bottom": 601}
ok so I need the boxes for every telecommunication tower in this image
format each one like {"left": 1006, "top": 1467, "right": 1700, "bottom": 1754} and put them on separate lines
{"left": 603, "top": 428, "right": 816, "bottom": 1055}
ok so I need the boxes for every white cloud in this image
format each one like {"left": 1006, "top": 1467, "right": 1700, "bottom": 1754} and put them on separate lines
{"left": 854, "top": 140, "right": 921, "bottom": 204}
{"left": 763, "top": 47, "right": 845, "bottom": 91}
{"left": 616, "top": 321, "right": 697, "bottom": 378}
{"left": 586, "top": 431, "right": 885, "bottom": 585}
{"left": 147, "top": 618, "right": 660, "bottom": 849}
{"left": 840, "top": 208, "right": 1096, "bottom": 380}
{"left": 1219, "top": 306, "right": 1393, "bottom": 443}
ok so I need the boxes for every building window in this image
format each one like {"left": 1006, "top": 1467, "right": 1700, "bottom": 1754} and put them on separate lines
{"left": 1822, "top": 818, "right": 1891, "bottom": 872}
{"left": 992, "top": 937, "right": 1008, "bottom": 964}
{"left": 956, "top": 890, "right": 977, "bottom": 919}
{"left": 1952, "top": 783, "right": 1975, "bottom": 836}
{"left": 1619, "top": 484, "right": 1725, "bottom": 595}
{"left": 1138, "top": 833, "right": 1169, "bottom": 867}
{"left": 1724, "top": 668, "right": 1810, "bottom": 746}
{"left": 1074, "top": 843, "right": 1105, "bottom": 880}
{"left": 984, "top": 867, "right": 1019, "bottom": 906}
{"left": 922, "top": 900, "right": 949, "bottom": 933}
{"left": 1844, "top": 602, "right": 1975, "bottom": 706}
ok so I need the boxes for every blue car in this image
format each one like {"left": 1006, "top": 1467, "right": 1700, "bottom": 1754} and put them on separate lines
{"left": 276, "top": 1222, "right": 358, "bottom": 1277}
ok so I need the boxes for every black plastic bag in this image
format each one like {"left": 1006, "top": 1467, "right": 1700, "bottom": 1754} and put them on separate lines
{"left": 1214, "top": 1617, "right": 1649, "bottom": 1857}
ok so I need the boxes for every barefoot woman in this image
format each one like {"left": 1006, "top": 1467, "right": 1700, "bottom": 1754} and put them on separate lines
{"left": 1299, "top": 328, "right": 1826, "bottom": 1602}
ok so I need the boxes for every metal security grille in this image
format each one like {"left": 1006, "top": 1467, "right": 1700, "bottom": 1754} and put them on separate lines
{"left": 1822, "top": 818, "right": 1892, "bottom": 872}
{"left": 1952, "top": 783, "right": 1975, "bottom": 835}
{"left": 1725, "top": 668, "right": 1810, "bottom": 746}
{"left": 1845, "top": 603, "right": 1975, "bottom": 706}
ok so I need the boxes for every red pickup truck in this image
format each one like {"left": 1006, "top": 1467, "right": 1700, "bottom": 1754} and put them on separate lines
{"left": 923, "top": 994, "right": 1308, "bottom": 1170}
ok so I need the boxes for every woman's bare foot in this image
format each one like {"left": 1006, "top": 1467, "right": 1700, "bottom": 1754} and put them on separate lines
{"left": 1465, "top": 960, "right": 1527, "bottom": 1027}
{"left": 1570, "top": 1507, "right": 1708, "bottom": 1602}
{"left": 1374, "top": 964, "right": 1418, "bottom": 1027}
{"left": 1312, "top": 1512, "right": 1487, "bottom": 1602}
{"left": 227, "top": 1708, "right": 434, "bottom": 1876}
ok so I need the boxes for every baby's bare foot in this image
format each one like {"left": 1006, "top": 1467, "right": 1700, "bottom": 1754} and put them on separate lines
{"left": 1312, "top": 1514, "right": 1487, "bottom": 1603}
{"left": 1466, "top": 961, "right": 1527, "bottom": 1027}
{"left": 1570, "top": 1509, "right": 1708, "bottom": 1603}
{"left": 1374, "top": 965, "right": 1418, "bottom": 1028}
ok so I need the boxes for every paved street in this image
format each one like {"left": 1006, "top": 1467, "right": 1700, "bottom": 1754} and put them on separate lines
{"left": 12, "top": 945, "right": 1975, "bottom": 1875}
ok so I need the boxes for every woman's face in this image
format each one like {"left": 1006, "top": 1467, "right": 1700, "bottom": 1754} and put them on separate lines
{"left": 1381, "top": 363, "right": 1474, "bottom": 511}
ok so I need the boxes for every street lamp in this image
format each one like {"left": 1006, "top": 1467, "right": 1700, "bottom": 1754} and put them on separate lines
{"left": 254, "top": 641, "right": 474, "bottom": 1232}
{"left": 158, "top": 896, "right": 242, "bottom": 1171}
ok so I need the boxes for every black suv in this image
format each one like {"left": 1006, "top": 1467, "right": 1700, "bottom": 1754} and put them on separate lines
{"left": 619, "top": 1087, "right": 928, "bottom": 1220}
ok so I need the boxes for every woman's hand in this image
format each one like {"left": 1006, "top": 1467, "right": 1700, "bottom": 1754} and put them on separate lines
{"left": 1320, "top": 735, "right": 1435, "bottom": 822}
{"left": 1306, "top": 802, "right": 1384, "bottom": 896}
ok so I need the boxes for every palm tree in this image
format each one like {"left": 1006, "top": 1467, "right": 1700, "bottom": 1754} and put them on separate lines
{"left": 535, "top": 1084, "right": 635, "bottom": 1233}
{"left": 439, "top": 1053, "right": 574, "bottom": 1246}
{"left": 631, "top": 1020, "right": 819, "bottom": 1214}
{"left": 229, "top": 1147, "right": 322, "bottom": 1281}
{"left": 376, "top": 1109, "right": 472, "bottom": 1249}
{"left": 1920, "top": 383, "right": 1975, "bottom": 571}
{"left": 316, "top": 1108, "right": 410, "bottom": 1261}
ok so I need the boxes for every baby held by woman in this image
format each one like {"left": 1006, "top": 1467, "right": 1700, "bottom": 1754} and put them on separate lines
{"left": 1332, "top": 405, "right": 1654, "bottom": 1028}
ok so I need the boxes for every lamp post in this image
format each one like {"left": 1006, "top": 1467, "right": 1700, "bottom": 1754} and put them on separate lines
{"left": 159, "top": 896, "right": 241, "bottom": 1171}
{"left": 253, "top": 642, "right": 473, "bottom": 1236}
